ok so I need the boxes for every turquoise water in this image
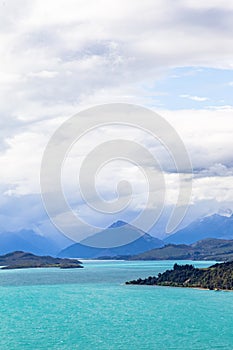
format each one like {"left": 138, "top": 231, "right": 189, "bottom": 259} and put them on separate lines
{"left": 0, "top": 260, "right": 232, "bottom": 350}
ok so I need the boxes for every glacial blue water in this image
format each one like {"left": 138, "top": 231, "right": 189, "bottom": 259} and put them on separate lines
{"left": 0, "top": 260, "right": 232, "bottom": 350}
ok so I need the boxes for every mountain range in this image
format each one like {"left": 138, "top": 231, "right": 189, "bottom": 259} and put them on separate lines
{"left": 59, "top": 214, "right": 233, "bottom": 258}
{"left": 164, "top": 214, "right": 233, "bottom": 244}
{"left": 1, "top": 213, "right": 233, "bottom": 258}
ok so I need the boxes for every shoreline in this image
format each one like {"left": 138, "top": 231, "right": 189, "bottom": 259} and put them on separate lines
{"left": 127, "top": 283, "right": 233, "bottom": 292}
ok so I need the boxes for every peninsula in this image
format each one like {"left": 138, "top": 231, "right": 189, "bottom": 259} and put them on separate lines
{"left": 126, "top": 261, "right": 233, "bottom": 290}
{"left": 0, "top": 251, "right": 83, "bottom": 270}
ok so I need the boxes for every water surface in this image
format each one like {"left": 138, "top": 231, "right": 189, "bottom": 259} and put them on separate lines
{"left": 0, "top": 260, "right": 232, "bottom": 349}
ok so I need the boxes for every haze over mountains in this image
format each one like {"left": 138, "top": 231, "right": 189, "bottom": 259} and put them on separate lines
{"left": 0, "top": 214, "right": 233, "bottom": 258}
{"left": 0, "top": 229, "right": 74, "bottom": 256}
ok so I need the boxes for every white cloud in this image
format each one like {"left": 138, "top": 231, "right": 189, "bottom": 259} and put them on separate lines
{"left": 206, "top": 105, "right": 233, "bottom": 110}
{"left": 0, "top": 1, "right": 233, "bottom": 234}
{"left": 28, "top": 70, "right": 58, "bottom": 78}
{"left": 0, "top": 0, "right": 233, "bottom": 133}
{"left": 180, "top": 94, "right": 209, "bottom": 101}
{"left": 0, "top": 107, "right": 232, "bottom": 204}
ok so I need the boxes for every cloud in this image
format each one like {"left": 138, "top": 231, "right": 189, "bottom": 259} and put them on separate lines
{"left": 162, "top": 108, "right": 233, "bottom": 170}
{"left": 206, "top": 105, "right": 233, "bottom": 110}
{"left": 0, "top": 107, "right": 232, "bottom": 234}
{"left": 0, "top": 0, "right": 233, "bottom": 129}
{"left": 1, "top": 107, "right": 232, "bottom": 193}
{"left": 0, "top": 1, "right": 233, "bottom": 236}
{"left": 180, "top": 94, "right": 209, "bottom": 101}
{"left": 28, "top": 70, "right": 58, "bottom": 78}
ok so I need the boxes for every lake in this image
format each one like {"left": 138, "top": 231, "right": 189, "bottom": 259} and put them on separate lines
{"left": 0, "top": 260, "right": 232, "bottom": 349}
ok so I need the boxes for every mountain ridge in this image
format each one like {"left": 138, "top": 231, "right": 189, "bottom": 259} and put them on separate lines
{"left": 58, "top": 221, "right": 164, "bottom": 258}
{"left": 130, "top": 238, "right": 233, "bottom": 261}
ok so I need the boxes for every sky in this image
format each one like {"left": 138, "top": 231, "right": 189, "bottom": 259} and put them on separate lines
{"left": 0, "top": 0, "right": 233, "bottom": 240}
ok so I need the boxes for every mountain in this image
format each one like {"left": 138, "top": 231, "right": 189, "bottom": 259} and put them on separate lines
{"left": 164, "top": 214, "right": 233, "bottom": 244}
{"left": 58, "top": 221, "right": 164, "bottom": 258}
{"left": 0, "top": 229, "right": 74, "bottom": 256}
{"left": 108, "top": 220, "right": 127, "bottom": 228}
{"left": 130, "top": 238, "right": 233, "bottom": 261}
{"left": 126, "top": 261, "right": 233, "bottom": 290}
{"left": 0, "top": 251, "right": 83, "bottom": 270}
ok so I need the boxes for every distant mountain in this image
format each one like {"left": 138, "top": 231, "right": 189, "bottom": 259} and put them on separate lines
{"left": 130, "top": 238, "right": 233, "bottom": 261}
{"left": 58, "top": 221, "right": 164, "bottom": 258}
{"left": 0, "top": 229, "right": 74, "bottom": 256}
{"left": 164, "top": 214, "right": 233, "bottom": 245}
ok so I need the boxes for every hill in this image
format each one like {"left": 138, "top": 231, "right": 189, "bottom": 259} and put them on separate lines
{"left": 58, "top": 221, "right": 164, "bottom": 258}
{"left": 164, "top": 214, "right": 233, "bottom": 244}
{"left": 126, "top": 261, "right": 233, "bottom": 290}
{"left": 130, "top": 238, "right": 233, "bottom": 261}
{"left": 0, "top": 251, "right": 83, "bottom": 270}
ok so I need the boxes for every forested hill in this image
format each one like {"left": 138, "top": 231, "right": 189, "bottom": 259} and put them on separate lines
{"left": 126, "top": 261, "right": 233, "bottom": 290}
{"left": 130, "top": 238, "right": 233, "bottom": 261}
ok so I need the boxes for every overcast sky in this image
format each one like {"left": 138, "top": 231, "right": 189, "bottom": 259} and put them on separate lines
{"left": 0, "top": 0, "right": 233, "bottom": 239}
